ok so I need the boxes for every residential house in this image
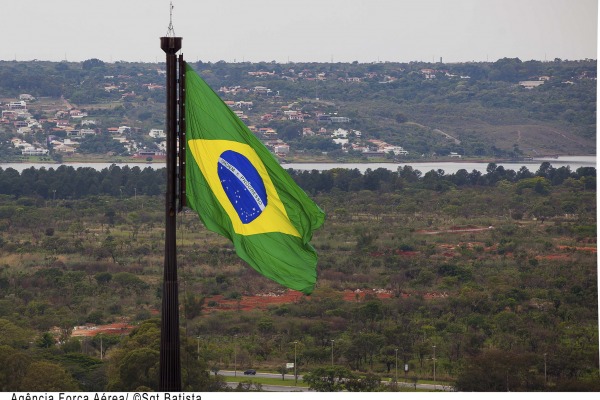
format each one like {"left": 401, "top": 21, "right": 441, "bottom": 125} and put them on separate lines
{"left": 332, "top": 128, "right": 349, "bottom": 138}
{"left": 63, "top": 139, "right": 79, "bottom": 147}
{"left": 264, "top": 139, "right": 285, "bottom": 149}
{"left": 136, "top": 149, "right": 165, "bottom": 157}
{"left": 519, "top": 80, "right": 544, "bottom": 89}
{"left": 54, "top": 144, "right": 76, "bottom": 154}
{"left": 149, "top": 129, "right": 166, "bottom": 139}
{"left": 333, "top": 138, "right": 349, "bottom": 146}
{"left": 382, "top": 145, "right": 409, "bottom": 156}
{"left": 69, "top": 110, "right": 87, "bottom": 118}
{"left": 21, "top": 146, "right": 48, "bottom": 156}
{"left": 253, "top": 86, "right": 271, "bottom": 95}
{"left": 362, "top": 150, "right": 387, "bottom": 158}
{"left": 65, "top": 129, "right": 79, "bottom": 137}
{"left": 117, "top": 126, "right": 131, "bottom": 134}
{"left": 274, "top": 144, "right": 290, "bottom": 155}
{"left": 351, "top": 144, "right": 369, "bottom": 153}
{"left": 261, "top": 128, "right": 277, "bottom": 136}
{"left": 79, "top": 128, "right": 96, "bottom": 136}
{"left": 421, "top": 69, "right": 436, "bottom": 79}
{"left": 285, "top": 111, "right": 304, "bottom": 122}
{"left": 248, "top": 71, "right": 275, "bottom": 77}
{"left": 235, "top": 101, "right": 253, "bottom": 108}
{"left": 330, "top": 116, "right": 350, "bottom": 123}
{"left": 113, "top": 136, "right": 129, "bottom": 144}
{"left": 17, "top": 126, "right": 32, "bottom": 134}
{"left": 8, "top": 101, "right": 27, "bottom": 109}
{"left": 1, "top": 110, "right": 17, "bottom": 120}
{"left": 121, "top": 92, "right": 136, "bottom": 100}
{"left": 11, "top": 138, "right": 27, "bottom": 148}
{"left": 144, "top": 83, "right": 164, "bottom": 90}
{"left": 219, "top": 86, "right": 249, "bottom": 95}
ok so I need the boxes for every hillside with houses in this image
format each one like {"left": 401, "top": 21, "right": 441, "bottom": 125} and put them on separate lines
{"left": 0, "top": 57, "right": 595, "bottom": 162}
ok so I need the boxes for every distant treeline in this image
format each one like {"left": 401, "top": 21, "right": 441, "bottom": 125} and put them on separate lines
{"left": 0, "top": 165, "right": 164, "bottom": 199}
{"left": 0, "top": 162, "right": 595, "bottom": 200}
{"left": 289, "top": 163, "right": 597, "bottom": 194}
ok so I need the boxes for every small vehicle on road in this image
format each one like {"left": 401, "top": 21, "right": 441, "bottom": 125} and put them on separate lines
{"left": 244, "top": 369, "right": 256, "bottom": 375}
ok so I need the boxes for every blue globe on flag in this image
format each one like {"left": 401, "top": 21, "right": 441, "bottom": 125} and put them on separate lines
{"left": 218, "top": 150, "right": 268, "bottom": 224}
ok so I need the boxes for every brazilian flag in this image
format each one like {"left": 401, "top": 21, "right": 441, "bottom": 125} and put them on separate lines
{"left": 184, "top": 63, "right": 325, "bottom": 295}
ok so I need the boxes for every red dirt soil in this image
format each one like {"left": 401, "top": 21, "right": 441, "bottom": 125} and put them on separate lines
{"left": 205, "top": 291, "right": 306, "bottom": 312}
{"left": 71, "top": 322, "right": 133, "bottom": 337}
{"left": 202, "top": 288, "right": 452, "bottom": 313}
{"left": 69, "top": 289, "right": 449, "bottom": 337}
{"left": 417, "top": 226, "right": 494, "bottom": 235}
{"left": 557, "top": 245, "right": 597, "bottom": 253}
{"left": 537, "top": 254, "right": 571, "bottom": 261}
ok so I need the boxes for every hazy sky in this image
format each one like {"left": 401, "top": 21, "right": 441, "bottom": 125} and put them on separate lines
{"left": 2, "top": 0, "right": 597, "bottom": 63}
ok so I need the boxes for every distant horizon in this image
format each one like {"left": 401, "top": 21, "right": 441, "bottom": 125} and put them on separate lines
{"left": 0, "top": 55, "right": 597, "bottom": 65}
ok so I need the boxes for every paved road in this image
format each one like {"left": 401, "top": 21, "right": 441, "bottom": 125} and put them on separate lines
{"left": 218, "top": 370, "right": 454, "bottom": 391}
{"left": 224, "top": 382, "right": 310, "bottom": 392}
{"left": 219, "top": 370, "right": 292, "bottom": 380}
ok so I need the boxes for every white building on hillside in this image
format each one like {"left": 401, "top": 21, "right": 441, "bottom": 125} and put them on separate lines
{"left": 332, "top": 128, "right": 349, "bottom": 137}
{"left": 149, "top": 129, "right": 166, "bottom": 139}
{"left": 382, "top": 145, "right": 409, "bottom": 156}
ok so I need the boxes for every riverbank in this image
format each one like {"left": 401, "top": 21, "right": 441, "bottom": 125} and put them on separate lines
{"left": 2, "top": 154, "right": 595, "bottom": 166}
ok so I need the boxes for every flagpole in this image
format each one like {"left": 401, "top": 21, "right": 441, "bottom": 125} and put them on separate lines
{"left": 160, "top": 35, "right": 182, "bottom": 391}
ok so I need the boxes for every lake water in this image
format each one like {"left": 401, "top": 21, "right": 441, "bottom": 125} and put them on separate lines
{"left": 0, "top": 156, "right": 596, "bottom": 175}
{"left": 282, "top": 156, "right": 597, "bottom": 174}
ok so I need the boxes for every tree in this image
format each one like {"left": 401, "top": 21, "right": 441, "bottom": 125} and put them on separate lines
{"left": 106, "top": 319, "right": 219, "bottom": 391}
{"left": 0, "top": 319, "right": 33, "bottom": 348}
{"left": 19, "top": 361, "right": 80, "bottom": 391}
{"left": 0, "top": 346, "right": 31, "bottom": 391}
{"left": 395, "top": 113, "right": 408, "bottom": 123}
{"left": 95, "top": 271, "right": 112, "bottom": 285}
{"left": 37, "top": 332, "right": 55, "bottom": 348}
{"left": 278, "top": 364, "right": 288, "bottom": 380}
{"left": 82, "top": 58, "right": 106, "bottom": 70}
{"left": 280, "top": 123, "right": 303, "bottom": 141}
{"left": 455, "top": 349, "right": 544, "bottom": 391}
{"left": 303, "top": 366, "right": 356, "bottom": 391}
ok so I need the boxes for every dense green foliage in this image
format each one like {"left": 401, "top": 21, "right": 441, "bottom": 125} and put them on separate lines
{"left": 0, "top": 163, "right": 596, "bottom": 391}
{"left": 0, "top": 162, "right": 595, "bottom": 200}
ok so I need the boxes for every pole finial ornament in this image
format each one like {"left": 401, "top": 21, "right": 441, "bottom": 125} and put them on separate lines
{"left": 166, "top": 1, "right": 176, "bottom": 37}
